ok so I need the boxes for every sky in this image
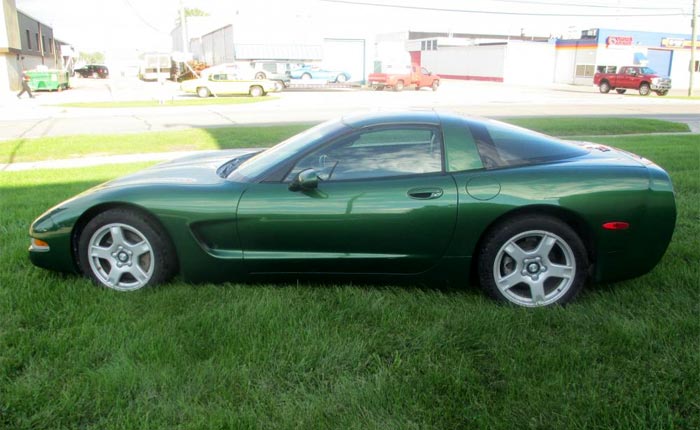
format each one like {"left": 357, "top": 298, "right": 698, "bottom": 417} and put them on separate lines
{"left": 14, "top": 0, "right": 696, "bottom": 56}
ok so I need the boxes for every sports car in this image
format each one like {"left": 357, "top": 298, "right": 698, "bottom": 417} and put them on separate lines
{"left": 288, "top": 65, "right": 351, "bottom": 83}
{"left": 29, "top": 111, "right": 676, "bottom": 307}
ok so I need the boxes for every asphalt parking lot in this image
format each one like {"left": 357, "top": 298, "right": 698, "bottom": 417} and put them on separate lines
{"left": 1, "top": 75, "right": 698, "bottom": 140}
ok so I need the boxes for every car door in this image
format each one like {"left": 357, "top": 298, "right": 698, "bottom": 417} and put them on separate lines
{"left": 236, "top": 125, "right": 459, "bottom": 275}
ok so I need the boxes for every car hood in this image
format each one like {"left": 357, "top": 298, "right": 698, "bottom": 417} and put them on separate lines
{"left": 99, "top": 149, "right": 261, "bottom": 189}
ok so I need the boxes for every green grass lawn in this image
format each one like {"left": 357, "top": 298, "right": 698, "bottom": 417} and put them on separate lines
{"left": 0, "top": 118, "right": 690, "bottom": 165}
{"left": 0, "top": 127, "right": 698, "bottom": 429}
{"left": 57, "top": 96, "right": 276, "bottom": 108}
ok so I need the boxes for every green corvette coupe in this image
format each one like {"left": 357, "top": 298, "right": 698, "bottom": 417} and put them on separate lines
{"left": 29, "top": 111, "right": 676, "bottom": 307}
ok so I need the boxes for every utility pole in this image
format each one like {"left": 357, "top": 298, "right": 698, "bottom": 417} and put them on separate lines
{"left": 690, "top": 0, "right": 697, "bottom": 96}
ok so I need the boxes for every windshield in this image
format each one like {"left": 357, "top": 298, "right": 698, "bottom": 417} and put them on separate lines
{"left": 639, "top": 67, "right": 657, "bottom": 75}
{"left": 228, "top": 119, "right": 346, "bottom": 182}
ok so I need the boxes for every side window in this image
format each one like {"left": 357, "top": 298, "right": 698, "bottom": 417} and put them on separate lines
{"left": 285, "top": 126, "right": 443, "bottom": 182}
{"left": 470, "top": 121, "right": 588, "bottom": 169}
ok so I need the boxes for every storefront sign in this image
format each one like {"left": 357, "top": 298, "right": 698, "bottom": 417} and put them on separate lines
{"left": 606, "top": 36, "right": 633, "bottom": 46}
{"left": 661, "top": 38, "right": 691, "bottom": 48}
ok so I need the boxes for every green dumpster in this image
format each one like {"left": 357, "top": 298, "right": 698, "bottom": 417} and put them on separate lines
{"left": 27, "top": 69, "right": 70, "bottom": 91}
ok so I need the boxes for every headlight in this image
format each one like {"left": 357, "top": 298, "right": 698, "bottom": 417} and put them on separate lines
{"left": 651, "top": 78, "right": 660, "bottom": 85}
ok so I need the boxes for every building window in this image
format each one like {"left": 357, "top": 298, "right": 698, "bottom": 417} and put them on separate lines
{"left": 431, "top": 40, "right": 438, "bottom": 50}
{"left": 26, "top": 29, "right": 31, "bottom": 49}
{"left": 596, "top": 65, "right": 617, "bottom": 74}
{"left": 575, "top": 64, "right": 595, "bottom": 77}
{"left": 421, "top": 40, "right": 427, "bottom": 50}
{"left": 35, "top": 33, "right": 39, "bottom": 52}
{"left": 49, "top": 38, "right": 53, "bottom": 53}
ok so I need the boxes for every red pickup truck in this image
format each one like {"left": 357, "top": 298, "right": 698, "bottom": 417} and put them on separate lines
{"left": 593, "top": 66, "right": 671, "bottom": 96}
{"left": 368, "top": 64, "right": 440, "bottom": 92}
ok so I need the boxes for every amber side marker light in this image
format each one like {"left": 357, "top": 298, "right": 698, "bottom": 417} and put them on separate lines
{"left": 602, "top": 222, "right": 630, "bottom": 230}
{"left": 30, "top": 238, "right": 50, "bottom": 252}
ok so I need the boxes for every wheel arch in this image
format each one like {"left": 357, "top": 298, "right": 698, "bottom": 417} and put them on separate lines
{"left": 468, "top": 204, "right": 596, "bottom": 282}
{"left": 70, "top": 202, "right": 179, "bottom": 275}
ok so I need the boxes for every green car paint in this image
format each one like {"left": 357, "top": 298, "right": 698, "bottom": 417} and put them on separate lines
{"left": 29, "top": 111, "right": 676, "bottom": 298}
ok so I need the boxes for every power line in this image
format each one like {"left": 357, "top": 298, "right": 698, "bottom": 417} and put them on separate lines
{"left": 122, "top": 0, "right": 168, "bottom": 34}
{"left": 489, "top": 0, "right": 686, "bottom": 11}
{"left": 320, "top": 0, "right": 690, "bottom": 17}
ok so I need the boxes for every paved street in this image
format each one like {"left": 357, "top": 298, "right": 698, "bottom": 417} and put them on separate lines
{"left": 1, "top": 76, "right": 699, "bottom": 140}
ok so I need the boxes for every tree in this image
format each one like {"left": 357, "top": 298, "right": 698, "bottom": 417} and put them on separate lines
{"left": 80, "top": 51, "right": 105, "bottom": 64}
{"left": 175, "top": 7, "right": 209, "bottom": 26}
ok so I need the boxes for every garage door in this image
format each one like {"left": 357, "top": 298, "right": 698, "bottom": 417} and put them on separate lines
{"left": 323, "top": 39, "right": 366, "bottom": 83}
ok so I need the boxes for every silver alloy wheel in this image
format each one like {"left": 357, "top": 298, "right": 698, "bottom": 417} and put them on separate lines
{"left": 336, "top": 74, "right": 347, "bottom": 83}
{"left": 493, "top": 230, "right": 576, "bottom": 307}
{"left": 87, "top": 223, "right": 155, "bottom": 291}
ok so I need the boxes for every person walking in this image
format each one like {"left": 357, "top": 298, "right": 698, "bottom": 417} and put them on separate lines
{"left": 17, "top": 70, "right": 34, "bottom": 99}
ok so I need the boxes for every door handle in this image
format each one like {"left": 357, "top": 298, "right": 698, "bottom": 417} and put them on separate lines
{"left": 407, "top": 187, "right": 443, "bottom": 200}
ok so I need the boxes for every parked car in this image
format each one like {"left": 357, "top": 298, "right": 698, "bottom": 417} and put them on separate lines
{"left": 28, "top": 111, "right": 676, "bottom": 307}
{"left": 288, "top": 65, "right": 351, "bottom": 82}
{"left": 369, "top": 64, "right": 439, "bottom": 91}
{"left": 73, "top": 64, "right": 109, "bottom": 79}
{"left": 593, "top": 66, "right": 671, "bottom": 96}
{"left": 248, "top": 61, "right": 292, "bottom": 90}
{"left": 180, "top": 71, "right": 278, "bottom": 97}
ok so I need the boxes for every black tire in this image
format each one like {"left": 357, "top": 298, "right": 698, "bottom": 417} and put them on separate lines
{"left": 639, "top": 83, "right": 651, "bottom": 96}
{"left": 394, "top": 80, "right": 404, "bottom": 92}
{"left": 255, "top": 72, "right": 266, "bottom": 80}
{"left": 196, "top": 87, "right": 210, "bottom": 98}
{"left": 656, "top": 90, "right": 668, "bottom": 96}
{"left": 249, "top": 85, "right": 264, "bottom": 97}
{"left": 78, "top": 208, "right": 177, "bottom": 291}
{"left": 599, "top": 81, "right": 611, "bottom": 93}
{"left": 477, "top": 215, "right": 589, "bottom": 307}
{"left": 615, "top": 89, "right": 626, "bottom": 94}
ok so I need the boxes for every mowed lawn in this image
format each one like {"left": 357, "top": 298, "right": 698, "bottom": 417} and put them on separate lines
{"left": 0, "top": 120, "right": 698, "bottom": 429}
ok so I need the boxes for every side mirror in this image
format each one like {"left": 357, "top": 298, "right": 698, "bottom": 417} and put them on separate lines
{"left": 289, "top": 168, "right": 319, "bottom": 191}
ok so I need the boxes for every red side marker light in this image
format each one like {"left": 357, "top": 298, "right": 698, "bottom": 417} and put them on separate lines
{"left": 602, "top": 222, "right": 630, "bottom": 230}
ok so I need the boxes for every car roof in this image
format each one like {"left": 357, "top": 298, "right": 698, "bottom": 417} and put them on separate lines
{"left": 341, "top": 110, "right": 443, "bottom": 128}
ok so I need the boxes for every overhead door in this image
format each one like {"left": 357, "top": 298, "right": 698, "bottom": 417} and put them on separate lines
{"left": 323, "top": 38, "right": 366, "bottom": 83}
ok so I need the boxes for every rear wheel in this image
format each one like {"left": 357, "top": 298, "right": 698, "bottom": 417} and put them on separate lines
{"left": 196, "top": 87, "right": 210, "bottom": 98}
{"left": 78, "top": 208, "right": 177, "bottom": 291}
{"left": 616, "top": 89, "right": 626, "bottom": 94}
{"left": 639, "top": 83, "right": 651, "bottom": 96}
{"left": 255, "top": 72, "right": 266, "bottom": 80}
{"left": 477, "top": 215, "right": 589, "bottom": 307}
{"left": 394, "top": 80, "right": 404, "bottom": 92}
{"left": 599, "top": 81, "right": 611, "bottom": 93}
{"left": 374, "top": 85, "right": 385, "bottom": 91}
{"left": 431, "top": 80, "right": 439, "bottom": 91}
{"left": 335, "top": 74, "right": 347, "bottom": 83}
{"left": 301, "top": 73, "right": 312, "bottom": 80}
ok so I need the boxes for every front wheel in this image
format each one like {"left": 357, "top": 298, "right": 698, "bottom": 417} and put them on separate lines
{"left": 394, "top": 80, "right": 404, "bottom": 92}
{"left": 477, "top": 216, "right": 589, "bottom": 307}
{"left": 196, "top": 87, "right": 211, "bottom": 98}
{"left": 78, "top": 208, "right": 177, "bottom": 291}
{"left": 431, "top": 80, "right": 439, "bottom": 91}
{"left": 301, "top": 73, "right": 312, "bottom": 80}
{"left": 249, "top": 85, "right": 264, "bottom": 97}
{"left": 335, "top": 74, "right": 347, "bottom": 83}
{"left": 639, "top": 83, "right": 651, "bottom": 96}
